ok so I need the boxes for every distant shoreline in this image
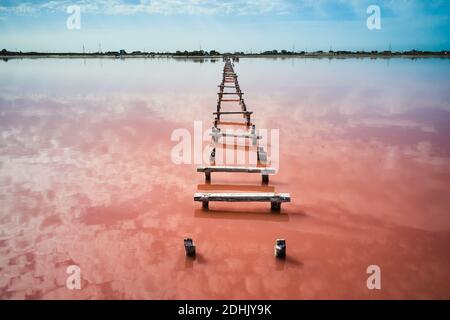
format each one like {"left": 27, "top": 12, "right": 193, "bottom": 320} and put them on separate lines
{"left": 1, "top": 53, "right": 449, "bottom": 60}
{"left": 1, "top": 48, "right": 450, "bottom": 60}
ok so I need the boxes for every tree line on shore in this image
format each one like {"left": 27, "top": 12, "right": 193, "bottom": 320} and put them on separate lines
{"left": 1, "top": 48, "right": 448, "bottom": 57}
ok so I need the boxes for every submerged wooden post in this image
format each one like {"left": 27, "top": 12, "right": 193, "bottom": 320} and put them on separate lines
{"left": 210, "top": 148, "right": 216, "bottom": 164}
{"left": 274, "top": 239, "right": 286, "bottom": 258}
{"left": 245, "top": 113, "right": 251, "bottom": 126}
{"left": 271, "top": 201, "right": 281, "bottom": 211}
{"left": 258, "top": 147, "right": 267, "bottom": 164}
{"left": 262, "top": 174, "right": 269, "bottom": 184}
{"left": 184, "top": 238, "right": 196, "bottom": 257}
{"left": 241, "top": 100, "right": 247, "bottom": 111}
{"left": 211, "top": 127, "right": 220, "bottom": 144}
{"left": 217, "top": 100, "right": 221, "bottom": 112}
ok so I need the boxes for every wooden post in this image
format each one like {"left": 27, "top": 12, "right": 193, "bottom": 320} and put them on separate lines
{"left": 271, "top": 202, "right": 281, "bottom": 211}
{"left": 240, "top": 99, "right": 246, "bottom": 111}
{"left": 274, "top": 239, "right": 286, "bottom": 257}
{"left": 205, "top": 171, "right": 211, "bottom": 182}
{"left": 184, "top": 238, "right": 196, "bottom": 257}
{"left": 202, "top": 201, "right": 209, "bottom": 209}
{"left": 210, "top": 148, "right": 215, "bottom": 164}
{"left": 246, "top": 114, "right": 251, "bottom": 126}
{"left": 258, "top": 147, "right": 267, "bottom": 164}
{"left": 262, "top": 174, "right": 269, "bottom": 184}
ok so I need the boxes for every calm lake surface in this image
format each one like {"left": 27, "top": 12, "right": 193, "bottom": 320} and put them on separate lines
{"left": 0, "top": 57, "right": 449, "bottom": 299}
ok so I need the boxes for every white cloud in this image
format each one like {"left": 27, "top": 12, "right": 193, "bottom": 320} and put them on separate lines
{"left": 0, "top": 0, "right": 294, "bottom": 16}
{"left": 0, "top": 0, "right": 444, "bottom": 19}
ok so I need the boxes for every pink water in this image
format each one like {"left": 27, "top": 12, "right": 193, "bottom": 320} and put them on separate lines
{"left": 0, "top": 57, "right": 449, "bottom": 299}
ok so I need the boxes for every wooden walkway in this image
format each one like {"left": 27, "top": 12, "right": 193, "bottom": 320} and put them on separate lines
{"left": 193, "top": 57, "right": 291, "bottom": 212}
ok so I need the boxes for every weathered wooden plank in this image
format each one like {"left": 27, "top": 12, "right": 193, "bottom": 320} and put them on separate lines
{"left": 194, "top": 192, "right": 290, "bottom": 202}
{"left": 198, "top": 165, "right": 273, "bottom": 183}
{"left": 194, "top": 192, "right": 291, "bottom": 211}
{"left": 219, "top": 99, "right": 242, "bottom": 102}
{"left": 213, "top": 111, "right": 252, "bottom": 115}
{"left": 210, "top": 129, "right": 261, "bottom": 145}
{"left": 197, "top": 166, "right": 275, "bottom": 174}
{"left": 214, "top": 120, "right": 250, "bottom": 126}
{"left": 209, "top": 131, "right": 262, "bottom": 140}
{"left": 214, "top": 110, "right": 252, "bottom": 125}
{"left": 197, "top": 184, "right": 276, "bottom": 192}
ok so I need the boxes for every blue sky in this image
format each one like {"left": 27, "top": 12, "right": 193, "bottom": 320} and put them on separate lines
{"left": 0, "top": 0, "right": 449, "bottom": 52}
